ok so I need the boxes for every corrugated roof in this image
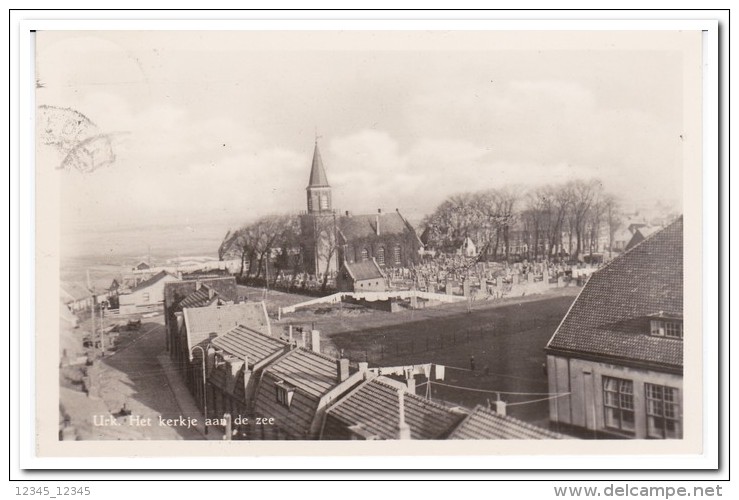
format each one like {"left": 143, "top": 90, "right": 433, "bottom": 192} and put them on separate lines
{"left": 325, "top": 377, "right": 464, "bottom": 440}
{"left": 547, "top": 217, "right": 683, "bottom": 370}
{"left": 211, "top": 325, "right": 288, "bottom": 365}
{"left": 265, "top": 348, "right": 340, "bottom": 398}
{"left": 449, "top": 405, "right": 567, "bottom": 440}
{"left": 343, "top": 259, "right": 384, "bottom": 281}
{"left": 307, "top": 142, "right": 330, "bottom": 187}
{"left": 338, "top": 212, "right": 414, "bottom": 241}
{"left": 184, "top": 302, "right": 271, "bottom": 354}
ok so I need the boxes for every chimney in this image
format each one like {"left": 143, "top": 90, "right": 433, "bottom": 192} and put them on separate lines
{"left": 358, "top": 361, "right": 369, "bottom": 375}
{"left": 195, "top": 280, "right": 202, "bottom": 291}
{"left": 288, "top": 325, "right": 293, "bottom": 343}
{"left": 495, "top": 398, "right": 507, "bottom": 417}
{"left": 208, "top": 286, "right": 215, "bottom": 300}
{"left": 376, "top": 209, "right": 381, "bottom": 236}
{"left": 397, "top": 389, "right": 411, "bottom": 440}
{"left": 310, "top": 329, "right": 320, "bottom": 353}
{"left": 345, "top": 210, "right": 350, "bottom": 217}
{"left": 301, "top": 330, "right": 307, "bottom": 348}
{"left": 405, "top": 369, "right": 416, "bottom": 393}
{"left": 336, "top": 358, "right": 350, "bottom": 383}
{"left": 243, "top": 354, "right": 252, "bottom": 396}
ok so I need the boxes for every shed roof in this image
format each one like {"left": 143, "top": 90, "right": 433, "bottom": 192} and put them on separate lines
{"left": 211, "top": 325, "right": 288, "bottom": 366}
{"left": 325, "top": 377, "right": 463, "bottom": 440}
{"left": 184, "top": 302, "right": 271, "bottom": 356}
{"left": 449, "top": 405, "right": 567, "bottom": 440}
{"left": 264, "top": 347, "right": 341, "bottom": 398}
{"left": 342, "top": 259, "right": 385, "bottom": 281}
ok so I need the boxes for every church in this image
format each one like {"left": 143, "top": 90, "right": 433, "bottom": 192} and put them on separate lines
{"left": 299, "top": 141, "right": 423, "bottom": 278}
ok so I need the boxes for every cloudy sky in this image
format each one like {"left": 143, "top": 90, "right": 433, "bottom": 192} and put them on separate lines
{"left": 37, "top": 30, "right": 692, "bottom": 235}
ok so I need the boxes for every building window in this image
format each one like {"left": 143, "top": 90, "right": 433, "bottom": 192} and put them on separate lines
{"left": 275, "top": 381, "right": 295, "bottom": 407}
{"left": 650, "top": 319, "right": 683, "bottom": 339}
{"left": 393, "top": 245, "right": 401, "bottom": 265}
{"left": 645, "top": 383, "right": 681, "bottom": 439}
{"left": 319, "top": 194, "right": 329, "bottom": 210}
{"left": 307, "top": 195, "right": 313, "bottom": 212}
{"left": 603, "top": 376, "right": 635, "bottom": 433}
{"left": 361, "top": 248, "right": 369, "bottom": 261}
{"left": 377, "top": 247, "right": 385, "bottom": 265}
{"left": 142, "top": 292, "right": 150, "bottom": 303}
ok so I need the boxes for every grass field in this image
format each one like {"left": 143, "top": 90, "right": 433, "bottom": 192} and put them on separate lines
{"left": 266, "top": 287, "right": 580, "bottom": 430}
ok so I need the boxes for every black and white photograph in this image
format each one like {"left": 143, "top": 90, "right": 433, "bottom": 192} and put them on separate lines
{"left": 32, "top": 27, "right": 706, "bottom": 456}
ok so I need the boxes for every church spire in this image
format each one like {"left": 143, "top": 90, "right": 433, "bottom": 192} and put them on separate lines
{"left": 307, "top": 140, "right": 330, "bottom": 188}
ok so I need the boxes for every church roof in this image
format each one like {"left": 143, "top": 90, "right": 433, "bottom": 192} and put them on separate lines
{"left": 337, "top": 212, "right": 414, "bottom": 241}
{"left": 307, "top": 142, "right": 330, "bottom": 188}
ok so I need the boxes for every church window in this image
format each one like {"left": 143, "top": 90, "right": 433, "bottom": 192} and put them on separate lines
{"left": 319, "top": 194, "right": 329, "bottom": 210}
{"left": 393, "top": 245, "right": 401, "bottom": 265}
{"left": 361, "top": 248, "right": 369, "bottom": 261}
{"left": 377, "top": 247, "right": 385, "bottom": 265}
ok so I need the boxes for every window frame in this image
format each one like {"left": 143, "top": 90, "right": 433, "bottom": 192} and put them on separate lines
{"left": 602, "top": 376, "right": 636, "bottom": 434}
{"left": 645, "top": 383, "right": 682, "bottom": 439}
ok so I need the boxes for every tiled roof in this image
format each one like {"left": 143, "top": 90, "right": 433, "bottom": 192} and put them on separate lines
{"left": 547, "top": 217, "right": 683, "bottom": 370}
{"left": 449, "top": 405, "right": 567, "bottom": 440}
{"left": 308, "top": 142, "right": 330, "bottom": 187}
{"left": 325, "top": 377, "right": 464, "bottom": 440}
{"left": 184, "top": 302, "right": 271, "bottom": 354}
{"left": 130, "top": 270, "right": 179, "bottom": 292}
{"left": 178, "top": 285, "right": 219, "bottom": 309}
{"left": 264, "top": 348, "right": 340, "bottom": 398}
{"left": 164, "top": 277, "right": 238, "bottom": 311}
{"left": 338, "top": 212, "right": 414, "bottom": 241}
{"left": 343, "top": 259, "right": 385, "bottom": 281}
{"left": 211, "top": 325, "right": 288, "bottom": 366}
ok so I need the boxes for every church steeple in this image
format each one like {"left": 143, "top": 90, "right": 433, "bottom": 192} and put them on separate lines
{"left": 306, "top": 140, "right": 332, "bottom": 213}
{"left": 307, "top": 140, "right": 330, "bottom": 188}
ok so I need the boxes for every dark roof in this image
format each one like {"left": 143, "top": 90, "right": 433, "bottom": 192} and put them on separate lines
{"left": 130, "top": 270, "right": 179, "bottom": 292}
{"left": 338, "top": 212, "right": 415, "bottom": 241}
{"left": 164, "top": 277, "right": 238, "bottom": 312}
{"left": 211, "top": 325, "right": 288, "bottom": 366}
{"left": 325, "top": 377, "right": 463, "bottom": 440}
{"left": 264, "top": 348, "right": 341, "bottom": 398}
{"left": 449, "top": 405, "right": 568, "bottom": 440}
{"left": 178, "top": 285, "right": 220, "bottom": 309}
{"left": 342, "top": 259, "right": 384, "bottom": 281}
{"left": 546, "top": 217, "right": 683, "bottom": 371}
{"left": 307, "top": 142, "right": 330, "bottom": 187}
{"left": 184, "top": 302, "right": 271, "bottom": 355}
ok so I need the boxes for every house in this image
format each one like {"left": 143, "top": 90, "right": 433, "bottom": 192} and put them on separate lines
{"left": 60, "top": 283, "right": 94, "bottom": 312}
{"left": 336, "top": 259, "right": 386, "bottom": 293}
{"left": 252, "top": 343, "right": 365, "bottom": 440}
{"left": 448, "top": 405, "right": 567, "bottom": 440}
{"left": 163, "top": 277, "right": 238, "bottom": 358}
{"left": 321, "top": 376, "right": 465, "bottom": 440}
{"left": 611, "top": 227, "right": 634, "bottom": 253}
{"left": 118, "top": 271, "right": 181, "bottom": 315}
{"left": 457, "top": 237, "right": 478, "bottom": 257}
{"left": 624, "top": 225, "right": 662, "bottom": 252}
{"left": 206, "top": 325, "right": 291, "bottom": 437}
{"left": 133, "top": 261, "right": 151, "bottom": 271}
{"left": 178, "top": 302, "right": 273, "bottom": 411}
{"left": 545, "top": 217, "right": 683, "bottom": 439}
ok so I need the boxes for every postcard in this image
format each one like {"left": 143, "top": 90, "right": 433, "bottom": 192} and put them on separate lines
{"left": 27, "top": 24, "right": 710, "bottom": 465}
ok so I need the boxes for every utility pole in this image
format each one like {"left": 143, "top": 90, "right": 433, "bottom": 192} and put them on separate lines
{"left": 87, "top": 269, "right": 96, "bottom": 354}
